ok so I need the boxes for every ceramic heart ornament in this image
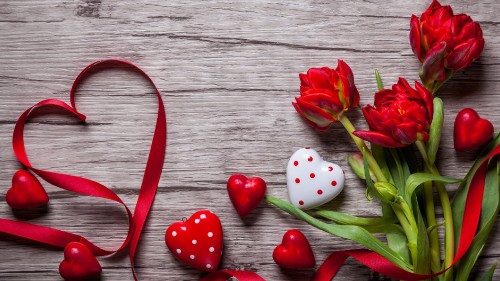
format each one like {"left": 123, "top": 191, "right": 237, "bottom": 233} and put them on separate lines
{"left": 165, "top": 210, "right": 223, "bottom": 272}
{"left": 59, "top": 242, "right": 102, "bottom": 281}
{"left": 454, "top": 108, "right": 494, "bottom": 152}
{"left": 287, "top": 148, "right": 344, "bottom": 209}
{"left": 227, "top": 174, "right": 267, "bottom": 217}
{"left": 6, "top": 170, "right": 49, "bottom": 209}
{"left": 273, "top": 229, "right": 315, "bottom": 269}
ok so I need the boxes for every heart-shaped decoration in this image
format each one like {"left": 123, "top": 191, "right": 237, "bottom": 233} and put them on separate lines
{"left": 6, "top": 170, "right": 49, "bottom": 209}
{"left": 273, "top": 229, "right": 315, "bottom": 269}
{"left": 454, "top": 108, "right": 494, "bottom": 152}
{"left": 227, "top": 174, "right": 267, "bottom": 217}
{"left": 59, "top": 242, "right": 102, "bottom": 281}
{"left": 165, "top": 210, "right": 223, "bottom": 272}
{"left": 287, "top": 148, "right": 344, "bottom": 209}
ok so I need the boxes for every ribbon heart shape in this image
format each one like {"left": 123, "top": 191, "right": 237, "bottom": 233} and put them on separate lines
{"left": 0, "top": 59, "right": 167, "bottom": 281}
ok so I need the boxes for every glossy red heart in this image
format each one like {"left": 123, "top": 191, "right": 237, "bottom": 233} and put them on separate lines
{"left": 454, "top": 108, "right": 494, "bottom": 152}
{"left": 227, "top": 174, "right": 267, "bottom": 217}
{"left": 59, "top": 242, "right": 102, "bottom": 281}
{"left": 165, "top": 210, "right": 223, "bottom": 272}
{"left": 6, "top": 170, "right": 49, "bottom": 209}
{"left": 273, "top": 229, "right": 315, "bottom": 269}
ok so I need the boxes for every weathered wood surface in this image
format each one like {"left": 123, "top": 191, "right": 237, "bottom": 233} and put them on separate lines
{"left": 0, "top": 0, "right": 499, "bottom": 280}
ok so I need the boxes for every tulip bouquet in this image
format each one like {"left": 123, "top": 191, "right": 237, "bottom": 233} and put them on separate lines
{"left": 267, "top": 1, "right": 498, "bottom": 280}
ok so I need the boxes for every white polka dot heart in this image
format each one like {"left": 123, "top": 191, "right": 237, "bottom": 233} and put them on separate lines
{"left": 287, "top": 148, "right": 345, "bottom": 209}
{"left": 165, "top": 210, "right": 223, "bottom": 272}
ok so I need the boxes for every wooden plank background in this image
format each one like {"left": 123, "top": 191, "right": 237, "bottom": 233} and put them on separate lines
{"left": 0, "top": 0, "right": 499, "bottom": 280}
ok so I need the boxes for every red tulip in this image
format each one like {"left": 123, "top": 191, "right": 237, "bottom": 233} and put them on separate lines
{"left": 353, "top": 78, "right": 433, "bottom": 148}
{"left": 410, "top": 0, "right": 484, "bottom": 89}
{"left": 293, "top": 60, "right": 360, "bottom": 131}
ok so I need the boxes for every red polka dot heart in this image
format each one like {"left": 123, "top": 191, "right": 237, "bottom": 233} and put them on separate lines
{"left": 165, "top": 210, "right": 223, "bottom": 272}
{"left": 287, "top": 148, "right": 345, "bottom": 209}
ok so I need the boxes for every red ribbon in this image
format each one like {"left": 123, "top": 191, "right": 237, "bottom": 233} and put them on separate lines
{"left": 0, "top": 59, "right": 166, "bottom": 280}
{"left": 313, "top": 144, "right": 500, "bottom": 281}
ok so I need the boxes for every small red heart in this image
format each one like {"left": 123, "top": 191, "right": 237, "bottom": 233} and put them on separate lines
{"left": 273, "top": 229, "right": 315, "bottom": 269}
{"left": 165, "top": 210, "right": 223, "bottom": 272}
{"left": 227, "top": 174, "right": 267, "bottom": 217}
{"left": 59, "top": 242, "right": 102, "bottom": 281}
{"left": 454, "top": 108, "right": 494, "bottom": 152}
{"left": 6, "top": 170, "right": 49, "bottom": 209}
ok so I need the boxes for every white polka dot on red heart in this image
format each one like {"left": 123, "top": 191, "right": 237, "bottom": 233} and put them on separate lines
{"left": 192, "top": 240, "right": 197, "bottom": 245}
{"left": 209, "top": 247, "right": 214, "bottom": 252}
{"left": 206, "top": 264, "right": 212, "bottom": 269}
{"left": 172, "top": 231, "right": 177, "bottom": 237}
{"left": 195, "top": 219, "right": 200, "bottom": 224}
{"left": 190, "top": 255, "right": 195, "bottom": 260}
{"left": 176, "top": 249, "right": 181, "bottom": 254}
{"left": 208, "top": 232, "right": 213, "bottom": 237}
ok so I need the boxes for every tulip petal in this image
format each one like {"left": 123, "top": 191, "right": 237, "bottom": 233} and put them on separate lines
{"left": 446, "top": 37, "right": 484, "bottom": 70}
{"left": 306, "top": 68, "right": 332, "bottom": 90}
{"left": 421, "top": 41, "right": 447, "bottom": 83}
{"left": 394, "top": 122, "right": 419, "bottom": 144}
{"left": 410, "top": 15, "right": 423, "bottom": 62}
{"left": 414, "top": 81, "right": 434, "bottom": 117}
{"left": 353, "top": 130, "right": 406, "bottom": 148}
{"left": 293, "top": 99, "right": 335, "bottom": 131}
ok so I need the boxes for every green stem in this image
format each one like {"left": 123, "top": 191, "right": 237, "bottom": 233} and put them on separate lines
{"left": 416, "top": 141, "right": 454, "bottom": 281}
{"left": 415, "top": 142, "right": 441, "bottom": 274}
{"left": 393, "top": 204, "right": 418, "bottom": 267}
{"left": 424, "top": 180, "right": 441, "bottom": 275}
{"left": 339, "top": 114, "right": 387, "bottom": 182}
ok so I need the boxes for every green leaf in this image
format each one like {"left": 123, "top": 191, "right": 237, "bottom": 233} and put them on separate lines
{"left": 314, "top": 209, "right": 396, "bottom": 226}
{"left": 382, "top": 203, "right": 412, "bottom": 264}
{"left": 363, "top": 148, "right": 384, "bottom": 201}
{"left": 314, "top": 210, "right": 405, "bottom": 235}
{"left": 413, "top": 201, "right": 431, "bottom": 274}
{"left": 427, "top": 97, "right": 444, "bottom": 165}
{"left": 375, "top": 69, "right": 384, "bottom": 90}
{"left": 266, "top": 196, "right": 413, "bottom": 271}
{"left": 405, "top": 173, "right": 461, "bottom": 198}
{"left": 476, "top": 264, "right": 497, "bottom": 281}
{"left": 371, "top": 144, "right": 392, "bottom": 183}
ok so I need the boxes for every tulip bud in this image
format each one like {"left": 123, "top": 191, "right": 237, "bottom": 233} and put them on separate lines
{"left": 347, "top": 152, "right": 376, "bottom": 181}
{"left": 374, "top": 182, "right": 400, "bottom": 204}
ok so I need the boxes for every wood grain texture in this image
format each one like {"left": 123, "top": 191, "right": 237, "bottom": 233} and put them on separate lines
{"left": 0, "top": 0, "right": 499, "bottom": 280}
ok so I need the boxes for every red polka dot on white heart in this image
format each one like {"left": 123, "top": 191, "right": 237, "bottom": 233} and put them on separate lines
{"left": 287, "top": 148, "right": 345, "bottom": 209}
